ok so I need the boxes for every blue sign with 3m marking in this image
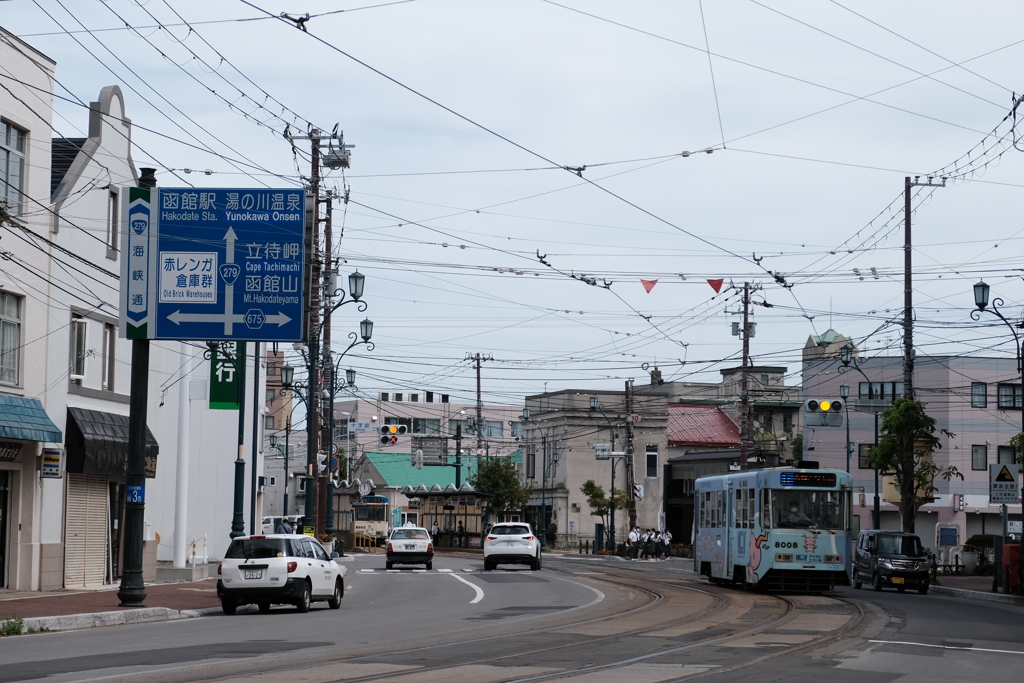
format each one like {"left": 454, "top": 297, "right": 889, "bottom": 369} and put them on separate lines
{"left": 151, "top": 188, "right": 306, "bottom": 342}
{"left": 126, "top": 485, "right": 145, "bottom": 504}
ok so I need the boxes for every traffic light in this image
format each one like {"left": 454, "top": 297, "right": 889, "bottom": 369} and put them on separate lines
{"left": 380, "top": 424, "right": 408, "bottom": 446}
{"left": 317, "top": 451, "right": 328, "bottom": 473}
{"left": 633, "top": 483, "right": 644, "bottom": 500}
{"left": 804, "top": 399, "right": 844, "bottom": 426}
{"left": 411, "top": 449, "right": 423, "bottom": 469}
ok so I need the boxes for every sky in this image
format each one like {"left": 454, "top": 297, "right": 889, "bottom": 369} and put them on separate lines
{"left": 5, "top": 0, "right": 1024, "bottom": 410}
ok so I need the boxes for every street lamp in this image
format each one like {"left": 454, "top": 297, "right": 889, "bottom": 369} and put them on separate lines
{"left": 522, "top": 408, "right": 549, "bottom": 550}
{"left": 971, "top": 281, "right": 1024, "bottom": 544}
{"left": 590, "top": 397, "right": 622, "bottom": 552}
{"left": 840, "top": 343, "right": 882, "bottom": 529}
{"left": 839, "top": 384, "right": 851, "bottom": 473}
{"left": 285, "top": 267, "right": 372, "bottom": 537}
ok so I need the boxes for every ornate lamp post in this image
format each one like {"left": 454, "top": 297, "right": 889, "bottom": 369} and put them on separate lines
{"left": 839, "top": 384, "right": 851, "bottom": 473}
{"left": 971, "top": 281, "right": 1024, "bottom": 547}
{"left": 590, "top": 396, "right": 623, "bottom": 552}
{"left": 840, "top": 343, "right": 882, "bottom": 529}
{"left": 281, "top": 269, "right": 371, "bottom": 537}
{"left": 522, "top": 408, "right": 549, "bottom": 550}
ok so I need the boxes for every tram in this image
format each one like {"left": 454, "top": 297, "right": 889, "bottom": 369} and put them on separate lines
{"left": 693, "top": 464, "right": 852, "bottom": 592}
{"left": 353, "top": 495, "right": 390, "bottom": 547}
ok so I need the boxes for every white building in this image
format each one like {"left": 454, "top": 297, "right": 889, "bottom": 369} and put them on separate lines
{"left": 1, "top": 27, "right": 268, "bottom": 590}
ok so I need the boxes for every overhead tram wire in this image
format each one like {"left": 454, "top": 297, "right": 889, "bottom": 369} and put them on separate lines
{"left": 38, "top": 0, "right": 273, "bottom": 188}
{"left": 748, "top": 0, "right": 1006, "bottom": 110}
{"left": 237, "top": 1, "right": 764, "bottom": 275}
{"left": 540, "top": 0, "right": 993, "bottom": 139}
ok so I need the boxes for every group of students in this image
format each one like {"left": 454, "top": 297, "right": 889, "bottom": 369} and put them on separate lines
{"left": 626, "top": 526, "right": 672, "bottom": 560}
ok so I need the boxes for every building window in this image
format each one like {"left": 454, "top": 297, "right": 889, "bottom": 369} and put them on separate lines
{"left": 782, "top": 412, "right": 793, "bottom": 434}
{"left": 70, "top": 316, "right": 87, "bottom": 382}
{"left": 413, "top": 418, "right": 440, "bottom": 435}
{"left": 858, "top": 444, "right": 873, "bottom": 469}
{"left": 380, "top": 392, "right": 389, "bottom": 402}
{"left": 510, "top": 421, "right": 523, "bottom": 438}
{"left": 394, "top": 393, "right": 403, "bottom": 402}
{"left": 410, "top": 393, "right": 419, "bottom": 402}
{"left": 972, "top": 444, "right": 987, "bottom": 470}
{"left": 645, "top": 444, "right": 658, "bottom": 478}
{"left": 266, "top": 364, "right": 278, "bottom": 376}
{"left": 269, "top": 476, "right": 277, "bottom": 487}
{"left": 526, "top": 446, "right": 536, "bottom": 479}
{"left": 0, "top": 292, "right": 22, "bottom": 385}
{"left": 265, "top": 388, "right": 276, "bottom": 405}
{"left": 448, "top": 419, "right": 469, "bottom": 436}
{"left": 997, "top": 446, "right": 1015, "bottom": 464}
{"left": 298, "top": 477, "right": 306, "bottom": 492}
{"left": 106, "top": 189, "right": 119, "bottom": 251}
{"left": 101, "top": 323, "right": 115, "bottom": 391}
{"left": 484, "top": 420, "right": 503, "bottom": 438}
{"left": 971, "top": 383, "right": 987, "bottom": 408}
{"left": 264, "top": 415, "right": 275, "bottom": 430}
{"left": 1, "top": 121, "right": 26, "bottom": 216}
{"left": 858, "top": 382, "right": 904, "bottom": 400}
{"left": 997, "top": 384, "right": 1022, "bottom": 409}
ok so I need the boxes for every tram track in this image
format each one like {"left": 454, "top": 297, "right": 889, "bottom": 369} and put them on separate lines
{"left": 95, "top": 559, "right": 867, "bottom": 683}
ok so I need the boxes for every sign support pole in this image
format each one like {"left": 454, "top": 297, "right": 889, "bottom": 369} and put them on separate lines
{"left": 231, "top": 341, "right": 247, "bottom": 538}
{"left": 117, "top": 170, "right": 158, "bottom": 607}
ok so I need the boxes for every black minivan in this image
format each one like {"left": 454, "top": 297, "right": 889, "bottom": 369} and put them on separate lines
{"left": 853, "top": 530, "right": 930, "bottom": 594}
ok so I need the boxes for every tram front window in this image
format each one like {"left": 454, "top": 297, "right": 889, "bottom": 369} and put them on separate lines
{"left": 770, "top": 490, "right": 847, "bottom": 529}
{"left": 355, "top": 505, "right": 386, "bottom": 522}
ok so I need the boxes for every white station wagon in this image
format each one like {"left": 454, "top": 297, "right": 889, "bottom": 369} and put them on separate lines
{"left": 217, "top": 534, "right": 343, "bottom": 614}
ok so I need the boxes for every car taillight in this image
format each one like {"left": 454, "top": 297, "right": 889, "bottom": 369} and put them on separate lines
{"left": 524, "top": 536, "right": 535, "bottom": 541}
{"left": 217, "top": 563, "right": 222, "bottom": 575}
{"left": 287, "top": 561, "right": 297, "bottom": 573}
{"left": 249, "top": 536, "right": 266, "bottom": 539}
{"left": 486, "top": 536, "right": 497, "bottom": 541}
{"left": 427, "top": 543, "right": 434, "bottom": 552}
{"left": 386, "top": 543, "right": 393, "bottom": 552}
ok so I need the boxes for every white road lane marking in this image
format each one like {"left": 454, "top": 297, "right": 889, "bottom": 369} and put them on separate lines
{"left": 869, "top": 640, "right": 1024, "bottom": 655}
{"left": 438, "top": 568, "right": 453, "bottom": 572}
{"left": 450, "top": 572, "right": 484, "bottom": 604}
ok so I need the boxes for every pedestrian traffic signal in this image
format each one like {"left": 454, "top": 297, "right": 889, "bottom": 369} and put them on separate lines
{"left": 317, "top": 451, "right": 328, "bottom": 473}
{"left": 411, "top": 449, "right": 424, "bottom": 469}
{"left": 380, "top": 424, "right": 408, "bottom": 445}
{"left": 804, "top": 399, "right": 844, "bottom": 426}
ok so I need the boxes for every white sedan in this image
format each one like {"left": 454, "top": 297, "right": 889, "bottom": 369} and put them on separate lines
{"left": 386, "top": 526, "right": 434, "bottom": 569}
{"left": 216, "top": 534, "right": 343, "bottom": 614}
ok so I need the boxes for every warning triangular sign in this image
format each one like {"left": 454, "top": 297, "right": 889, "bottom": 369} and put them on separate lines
{"left": 996, "top": 465, "right": 1016, "bottom": 482}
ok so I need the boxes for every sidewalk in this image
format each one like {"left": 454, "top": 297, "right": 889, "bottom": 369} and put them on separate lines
{"left": 932, "top": 574, "right": 1024, "bottom": 605}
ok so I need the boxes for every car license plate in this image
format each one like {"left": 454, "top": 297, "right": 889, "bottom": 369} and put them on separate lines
{"left": 505, "top": 542, "right": 516, "bottom": 547}
{"left": 244, "top": 569, "right": 263, "bottom": 580}
{"left": 405, "top": 544, "right": 416, "bottom": 550}
{"left": 892, "top": 577, "right": 904, "bottom": 585}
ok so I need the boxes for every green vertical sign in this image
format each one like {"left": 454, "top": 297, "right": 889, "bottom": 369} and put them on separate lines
{"left": 210, "top": 341, "right": 246, "bottom": 410}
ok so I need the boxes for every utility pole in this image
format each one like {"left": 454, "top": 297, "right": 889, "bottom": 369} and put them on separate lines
{"left": 321, "top": 191, "right": 334, "bottom": 535}
{"left": 625, "top": 378, "right": 637, "bottom": 530}
{"left": 466, "top": 353, "right": 493, "bottom": 452}
{"left": 739, "top": 282, "right": 752, "bottom": 469}
{"left": 303, "top": 128, "right": 323, "bottom": 534}
{"left": 903, "top": 175, "right": 945, "bottom": 400}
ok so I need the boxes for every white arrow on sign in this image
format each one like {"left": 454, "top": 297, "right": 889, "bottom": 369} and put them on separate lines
{"left": 166, "top": 310, "right": 292, "bottom": 327}
{"left": 223, "top": 227, "right": 237, "bottom": 336}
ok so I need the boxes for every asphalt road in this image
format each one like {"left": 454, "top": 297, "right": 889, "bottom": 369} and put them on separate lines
{"left": 2, "top": 554, "right": 1023, "bottom": 683}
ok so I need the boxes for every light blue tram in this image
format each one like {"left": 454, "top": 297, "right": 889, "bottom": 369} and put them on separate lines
{"left": 693, "top": 465, "right": 852, "bottom": 592}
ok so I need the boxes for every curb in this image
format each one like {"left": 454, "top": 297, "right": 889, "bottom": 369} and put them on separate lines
{"left": 20, "top": 605, "right": 225, "bottom": 634}
{"left": 930, "top": 585, "right": 1024, "bottom": 606}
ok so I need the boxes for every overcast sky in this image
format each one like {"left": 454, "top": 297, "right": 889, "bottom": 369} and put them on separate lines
{"left": 5, "top": 0, "right": 1024, "bottom": 408}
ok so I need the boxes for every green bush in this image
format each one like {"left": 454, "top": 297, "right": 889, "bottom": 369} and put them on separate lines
{"left": 0, "top": 616, "right": 24, "bottom": 636}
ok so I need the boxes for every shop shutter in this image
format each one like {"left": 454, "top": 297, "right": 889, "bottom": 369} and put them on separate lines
{"left": 64, "top": 474, "right": 109, "bottom": 587}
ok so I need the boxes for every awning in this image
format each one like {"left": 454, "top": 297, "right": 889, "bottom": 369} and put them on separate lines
{"left": 0, "top": 394, "right": 62, "bottom": 442}
{"left": 65, "top": 407, "right": 159, "bottom": 478}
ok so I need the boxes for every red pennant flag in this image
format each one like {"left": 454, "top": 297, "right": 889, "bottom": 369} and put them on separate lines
{"left": 641, "top": 279, "right": 658, "bottom": 293}
{"left": 707, "top": 279, "right": 724, "bottom": 293}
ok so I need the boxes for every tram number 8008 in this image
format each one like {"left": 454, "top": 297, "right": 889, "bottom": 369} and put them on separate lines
{"left": 775, "top": 541, "right": 798, "bottom": 549}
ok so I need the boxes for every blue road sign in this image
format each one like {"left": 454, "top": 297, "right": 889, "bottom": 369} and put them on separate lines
{"left": 135, "top": 188, "right": 306, "bottom": 342}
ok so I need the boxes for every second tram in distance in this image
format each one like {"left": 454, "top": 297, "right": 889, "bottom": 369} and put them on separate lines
{"left": 693, "top": 464, "right": 852, "bottom": 592}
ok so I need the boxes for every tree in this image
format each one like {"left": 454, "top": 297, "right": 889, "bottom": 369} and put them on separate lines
{"left": 868, "top": 398, "right": 962, "bottom": 532}
{"left": 470, "top": 457, "right": 530, "bottom": 521}
{"left": 579, "top": 480, "right": 629, "bottom": 530}
{"left": 790, "top": 432, "right": 804, "bottom": 461}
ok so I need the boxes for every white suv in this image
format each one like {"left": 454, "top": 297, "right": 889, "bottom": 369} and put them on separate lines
{"left": 483, "top": 522, "right": 541, "bottom": 571}
{"left": 217, "top": 534, "right": 343, "bottom": 614}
